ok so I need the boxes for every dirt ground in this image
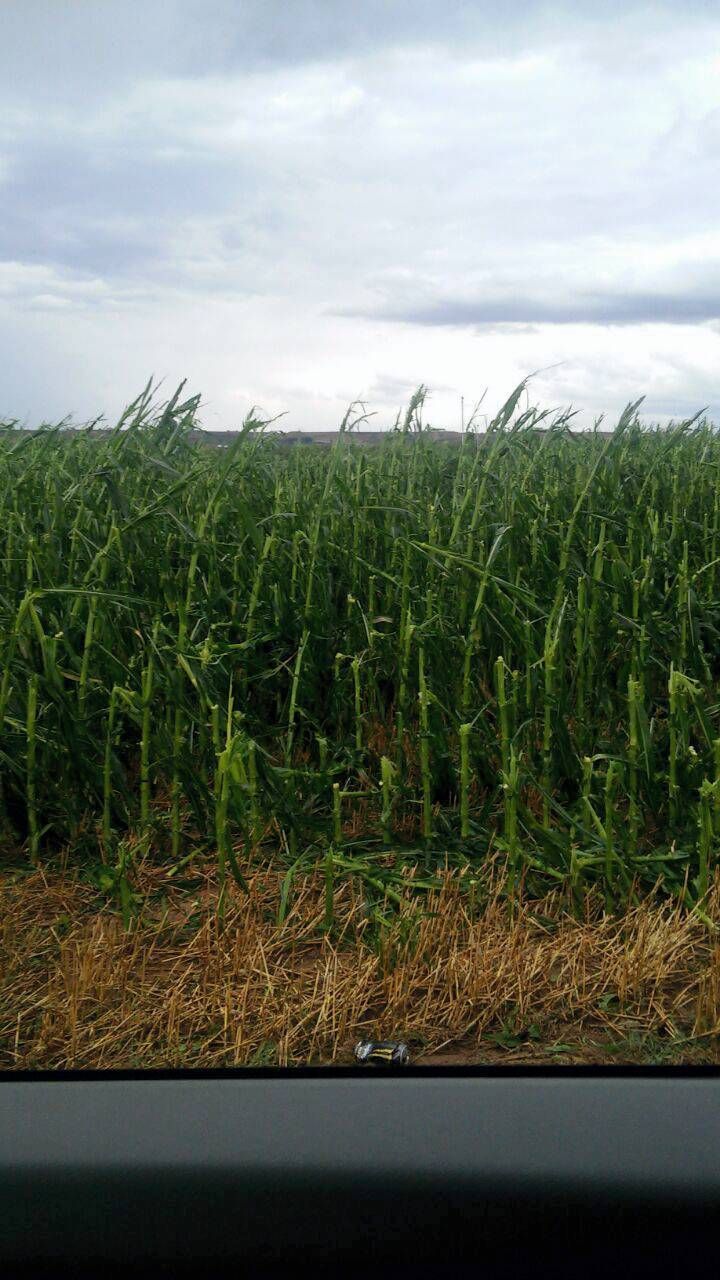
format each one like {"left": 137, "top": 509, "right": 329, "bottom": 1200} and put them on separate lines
{"left": 2, "top": 854, "right": 720, "bottom": 1069}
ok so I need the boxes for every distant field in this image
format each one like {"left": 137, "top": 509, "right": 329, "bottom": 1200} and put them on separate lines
{"left": 2, "top": 426, "right": 618, "bottom": 446}
{"left": 2, "top": 382, "right": 720, "bottom": 1065}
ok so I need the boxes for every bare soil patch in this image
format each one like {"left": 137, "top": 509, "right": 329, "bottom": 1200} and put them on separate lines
{"left": 2, "top": 858, "right": 720, "bottom": 1068}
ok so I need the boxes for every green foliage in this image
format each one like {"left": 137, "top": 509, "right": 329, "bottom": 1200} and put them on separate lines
{"left": 1, "top": 382, "right": 720, "bottom": 908}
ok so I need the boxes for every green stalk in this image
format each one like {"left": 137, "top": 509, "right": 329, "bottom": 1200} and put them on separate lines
{"left": 541, "top": 604, "right": 564, "bottom": 830}
{"left": 247, "top": 738, "right": 259, "bottom": 845}
{"left": 586, "top": 520, "right": 606, "bottom": 708}
{"left": 604, "top": 760, "right": 618, "bottom": 895}
{"left": 524, "top": 618, "right": 534, "bottom": 714}
{"left": 678, "top": 539, "right": 689, "bottom": 666}
{"left": 668, "top": 664, "right": 680, "bottom": 827}
{"left": 461, "top": 537, "right": 496, "bottom": 714}
{"left": 697, "top": 778, "right": 715, "bottom": 902}
{"left": 380, "top": 755, "right": 395, "bottom": 845}
{"left": 26, "top": 673, "right": 38, "bottom": 865}
{"left": 103, "top": 685, "right": 118, "bottom": 853}
{"left": 711, "top": 486, "right": 720, "bottom": 598}
{"left": 244, "top": 532, "right": 275, "bottom": 669}
{"left": 351, "top": 656, "right": 362, "bottom": 754}
{"left": 139, "top": 635, "right": 156, "bottom": 831}
{"left": 214, "top": 692, "right": 234, "bottom": 920}
{"left": 627, "top": 676, "right": 641, "bottom": 856}
{"left": 286, "top": 627, "right": 309, "bottom": 764}
{"left": 418, "top": 642, "right": 432, "bottom": 842}
{"left": 494, "top": 655, "right": 511, "bottom": 778}
{"left": 78, "top": 525, "right": 115, "bottom": 713}
{"left": 637, "top": 623, "right": 648, "bottom": 703}
{"left": 459, "top": 722, "right": 472, "bottom": 839}
{"left": 171, "top": 667, "right": 185, "bottom": 861}
{"left": 333, "top": 782, "right": 342, "bottom": 845}
{"left": 581, "top": 754, "right": 593, "bottom": 810}
{"left": 0, "top": 593, "right": 32, "bottom": 737}
{"left": 211, "top": 702, "right": 221, "bottom": 757}
{"left": 552, "top": 415, "right": 634, "bottom": 617}
{"left": 290, "top": 529, "right": 302, "bottom": 606}
{"left": 396, "top": 618, "right": 414, "bottom": 770}
{"left": 324, "top": 844, "right": 335, "bottom": 931}
{"left": 368, "top": 574, "right": 376, "bottom": 636}
{"left": 707, "top": 742, "right": 712, "bottom": 839}
{"left": 504, "top": 748, "right": 520, "bottom": 916}
{"left": 575, "top": 576, "right": 586, "bottom": 727}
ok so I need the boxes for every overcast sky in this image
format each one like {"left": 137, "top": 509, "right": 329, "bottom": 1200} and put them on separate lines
{"left": 2, "top": 0, "right": 719, "bottom": 430}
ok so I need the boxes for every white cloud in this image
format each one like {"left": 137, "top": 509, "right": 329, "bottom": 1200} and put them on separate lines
{"left": 1, "top": 1, "right": 719, "bottom": 428}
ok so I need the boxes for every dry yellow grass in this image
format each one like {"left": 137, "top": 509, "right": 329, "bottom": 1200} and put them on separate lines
{"left": 2, "top": 856, "right": 720, "bottom": 1068}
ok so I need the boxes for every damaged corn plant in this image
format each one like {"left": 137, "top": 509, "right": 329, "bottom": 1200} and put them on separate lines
{"left": 2, "top": 379, "right": 720, "bottom": 917}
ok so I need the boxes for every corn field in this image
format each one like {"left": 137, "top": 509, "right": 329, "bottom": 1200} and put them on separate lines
{"left": 2, "top": 381, "right": 720, "bottom": 918}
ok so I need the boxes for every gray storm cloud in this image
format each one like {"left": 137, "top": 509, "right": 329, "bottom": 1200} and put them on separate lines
{"left": 340, "top": 293, "right": 720, "bottom": 328}
{"left": 1, "top": 0, "right": 719, "bottom": 428}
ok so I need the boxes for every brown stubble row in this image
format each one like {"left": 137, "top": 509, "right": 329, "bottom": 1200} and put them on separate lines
{"left": 1, "top": 857, "right": 718, "bottom": 1069}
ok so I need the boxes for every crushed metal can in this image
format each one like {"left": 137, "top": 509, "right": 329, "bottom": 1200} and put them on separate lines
{"left": 354, "top": 1040, "right": 410, "bottom": 1066}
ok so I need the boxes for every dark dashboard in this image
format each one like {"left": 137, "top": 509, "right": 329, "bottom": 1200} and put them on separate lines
{"left": 1, "top": 1067, "right": 718, "bottom": 1276}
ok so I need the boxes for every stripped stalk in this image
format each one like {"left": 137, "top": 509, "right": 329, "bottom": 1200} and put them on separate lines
{"left": 26, "top": 673, "right": 39, "bottom": 864}
{"left": 324, "top": 844, "right": 335, "bottom": 931}
{"left": 103, "top": 685, "right": 118, "bottom": 852}
{"left": 504, "top": 748, "right": 520, "bottom": 915}
{"left": 459, "top": 722, "right": 472, "bottom": 839}
{"left": 139, "top": 632, "right": 156, "bottom": 830}
{"left": 494, "top": 654, "right": 511, "bottom": 778}
{"left": 351, "top": 655, "right": 362, "bottom": 754}
{"left": 380, "top": 755, "right": 395, "bottom": 844}
{"left": 697, "top": 778, "right": 715, "bottom": 902}
{"left": 418, "top": 642, "right": 432, "bottom": 842}
{"left": 604, "top": 760, "right": 618, "bottom": 894}
{"left": 332, "top": 782, "right": 342, "bottom": 845}
{"left": 627, "top": 676, "right": 641, "bottom": 855}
